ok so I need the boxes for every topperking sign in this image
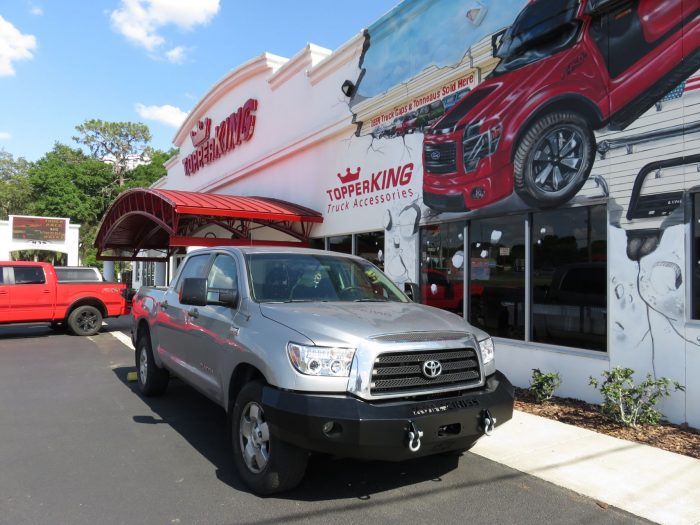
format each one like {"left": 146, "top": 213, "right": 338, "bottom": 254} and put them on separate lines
{"left": 183, "top": 98, "right": 258, "bottom": 176}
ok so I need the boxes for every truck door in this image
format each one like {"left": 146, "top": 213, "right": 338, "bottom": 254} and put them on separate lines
{"left": 0, "top": 268, "right": 9, "bottom": 320}
{"left": 185, "top": 253, "right": 242, "bottom": 401}
{"left": 683, "top": 0, "right": 700, "bottom": 58}
{"left": 157, "top": 253, "right": 212, "bottom": 374}
{"left": 588, "top": 0, "right": 684, "bottom": 117}
{"left": 8, "top": 265, "right": 55, "bottom": 322}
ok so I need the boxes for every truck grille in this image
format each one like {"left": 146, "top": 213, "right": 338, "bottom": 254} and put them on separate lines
{"left": 424, "top": 143, "right": 457, "bottom": 174}
{"left": 370, "top": 348, "right": 481, "bottom": 395}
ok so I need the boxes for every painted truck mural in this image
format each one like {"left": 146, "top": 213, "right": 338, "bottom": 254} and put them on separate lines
{"left": 344, "top": 0, "right": 700, "bottom": 423}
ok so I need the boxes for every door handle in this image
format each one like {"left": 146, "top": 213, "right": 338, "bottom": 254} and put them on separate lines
{"left": 42, "top": 290, "right": 51, "bottom": 294}
{"left": 188, "top": 308, "right": 199, "bottom": 319}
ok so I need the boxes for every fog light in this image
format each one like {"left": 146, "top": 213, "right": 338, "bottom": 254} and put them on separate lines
{"left": 322, "top": 421, "right": 335, "bottom": 434}
{"left": 471, "top": 187, "right": 486, "bottom": 199}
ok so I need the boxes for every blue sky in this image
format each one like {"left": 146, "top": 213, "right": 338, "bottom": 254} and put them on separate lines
{"left": 0, "top": 0, "right": 399, "bottom": 161}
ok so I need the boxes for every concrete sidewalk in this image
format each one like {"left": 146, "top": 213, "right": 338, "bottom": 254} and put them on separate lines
{"left": 472, "top": 411, "right": 700, "bottom": 525}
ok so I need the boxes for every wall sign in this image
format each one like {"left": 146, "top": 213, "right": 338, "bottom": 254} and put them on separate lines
{"left": 11, "top": 216, "right": 67, "bottom": 242}
{"left": 183, "top": 98, "right": 258, "bottom": 176}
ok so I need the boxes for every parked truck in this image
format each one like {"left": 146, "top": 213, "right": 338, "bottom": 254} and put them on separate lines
{"left": 131, "top": 246, "right": 514, "bottom": 495}
{"left": 0, "top": 261, "right": 131, "bottom": 335}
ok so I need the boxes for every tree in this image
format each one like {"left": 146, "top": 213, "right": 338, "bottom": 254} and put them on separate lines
{"left": 124, "top": 148, "right": 177, "bottom": 189}
{"left": 28, "top": 144, "right": 114, "bottom": 263}
{"left": 0, "top": 150, "right": 33, "bottom": 220}
{"left": 29, "top": 143, "right": 113, "bottom": 223}
{"left": 73, "top": 119, "right": 152, "bottom": 191}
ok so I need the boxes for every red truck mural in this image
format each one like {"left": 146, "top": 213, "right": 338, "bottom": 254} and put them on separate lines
{"left": 0, "top": 262, "right": 131, "bottom": 336}
{"left": 422, "top": 0, "right": 700, "bottom": 212}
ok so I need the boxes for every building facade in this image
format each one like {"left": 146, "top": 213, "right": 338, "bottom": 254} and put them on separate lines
{"left": 118, "top": 1, "right": 700, "bottom": 425}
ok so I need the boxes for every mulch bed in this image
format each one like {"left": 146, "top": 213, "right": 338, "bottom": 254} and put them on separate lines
{"left": 514, "top": 388, "right": 700, "bottom": 460}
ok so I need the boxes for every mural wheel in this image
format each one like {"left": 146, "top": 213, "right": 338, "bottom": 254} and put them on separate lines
{"left": 514, "top": 111, "right": 595, "bottom": 208}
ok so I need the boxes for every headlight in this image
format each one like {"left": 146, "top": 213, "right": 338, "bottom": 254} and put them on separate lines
{"left": 478, "top": 337, "right": 495, "bottom": 365}
{"left": 287, "top": 343, "right": 356, "bottom": 377}
{"left": 463, "top": 122, "right": 502, "bottom": 172}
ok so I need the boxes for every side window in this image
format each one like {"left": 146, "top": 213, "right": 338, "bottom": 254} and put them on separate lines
{"left": 13, "top": 266, "right": 46, "bottom": 285}
{"left": 207, "top": 255, "right": 238, "bottom": 291}
{"left": 175, "top": 254, "right": 211, "bottom": 293}
{"left": 0, "top": 268, "right": 4, "bottom": 284}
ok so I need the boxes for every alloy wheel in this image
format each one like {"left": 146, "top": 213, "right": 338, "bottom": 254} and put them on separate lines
{"left": 239, "top": 401, "right": 271, "bottom": 473}
{"left": 530, "top": 126, "right": 584, "bottom": 193}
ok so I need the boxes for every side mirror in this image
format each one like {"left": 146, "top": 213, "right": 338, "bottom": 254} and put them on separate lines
{"left": 404, "top": 282, "right": 421, "bottom": 302}
{"left": 180, "top": 278, "right": 207, "bottom": 306}
{"left": 211, "top": 289, "right": 239, "bottom": 308}
{"left": 491, "top": 28, "right": 507, "bottom": 57}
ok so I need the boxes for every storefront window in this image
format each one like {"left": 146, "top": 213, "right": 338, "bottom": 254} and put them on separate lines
{"left": 531, "top": 205, "right": 607, "bottom": 351}
{"left": 420, "top": 222, "right": 466, "bottom": 314}
{"left": 328, "top": 235, "right": 352, "bottom": 254}
{"left": 356, "top": 231, "right": 385, "bottom": 269}
{"left": 694, "top": 194, "right": 700, "bottom": 319}
{"left": 469, "top": 216, "right": 525, "bottom": 340}
{"left": 309, "top": 238, "right": 325, "bottom": 250}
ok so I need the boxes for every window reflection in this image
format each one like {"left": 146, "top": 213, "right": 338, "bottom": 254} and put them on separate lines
{"left": 469, "top": 216, "right": 525, "bottom": 340}
{"left": 420, "top": 222, "right": 466, "bottom": 314}
{"left": 356, "top": 231, "right": 385, "bottom": 270}
{"left": 309, "top": 238, "right": 325, "bottom": 250}
{"left": 328, "top": 235, "right": 352, "bottom": 254}
{"left": 532, "top": 205, "right": 607, "bottom": 351}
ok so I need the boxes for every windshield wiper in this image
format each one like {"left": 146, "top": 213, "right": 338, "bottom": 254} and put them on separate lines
{"left": 353, "top": 298, "right": 389, "bottom": 302}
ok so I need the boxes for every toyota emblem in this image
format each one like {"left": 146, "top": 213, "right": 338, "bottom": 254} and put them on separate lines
{"left": 422, "top": 359, "right": 442, "bottom": 379}
{"left": 430, "top": 150, "right": 441, "bottom": 160}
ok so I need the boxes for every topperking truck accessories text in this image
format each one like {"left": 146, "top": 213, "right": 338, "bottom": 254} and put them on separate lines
{"left": 131, "top": 247, "right": 514, "bottom": 494}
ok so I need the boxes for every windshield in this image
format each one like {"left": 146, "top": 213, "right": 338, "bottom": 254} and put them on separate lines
{"left": 494, "top": 0, "right": 580, "bottom": 73}
{"left": 247, "top": 252, "right": 409, "bottom": 303}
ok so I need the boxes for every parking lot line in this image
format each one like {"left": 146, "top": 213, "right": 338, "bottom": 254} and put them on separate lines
{"left": 109, "top": 330, "right": 134, "bottom": 350}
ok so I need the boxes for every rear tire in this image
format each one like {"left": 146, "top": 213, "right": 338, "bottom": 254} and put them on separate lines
{"left": 231, "top": 381, "right": 308, "bottom": 495}
{"left": 135, "top": 334, "right": 169, "bottom": 396}
{"left": 67, "top": 305, "right": 102, "bottom": 336}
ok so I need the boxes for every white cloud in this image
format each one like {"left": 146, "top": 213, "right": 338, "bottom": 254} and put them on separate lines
{"left": 0, "top": 16, "right": 37, "bottom": 76}
{"left": 111, "top": 0, "right": 219, "bottom": 53}
{"left": 165, "top": 45, "right": 186, "bottom": 64}
{"left": 135, "top": 103, "right": 188, "bottom": 128}
{"left": 0, "top": 131, "right": 11, "bottom": 140}
{"left": 30, "top": 6, "right": 44, "bottom": 16}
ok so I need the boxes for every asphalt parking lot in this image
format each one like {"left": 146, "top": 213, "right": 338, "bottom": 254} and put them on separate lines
{"left": 0, "top": 318, "right": 649, "bottom": 525}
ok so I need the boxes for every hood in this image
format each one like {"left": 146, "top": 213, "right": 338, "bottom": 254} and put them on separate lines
{"left": 429, "top": 52, "right": 574, "bottom": 134}
{"left": 259, "top": 301, "right": 478, "bottom": 346}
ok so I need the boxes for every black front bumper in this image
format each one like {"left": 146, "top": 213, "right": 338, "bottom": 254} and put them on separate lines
{"left": 262, "top": 371, "right": 514, "bottom": 461}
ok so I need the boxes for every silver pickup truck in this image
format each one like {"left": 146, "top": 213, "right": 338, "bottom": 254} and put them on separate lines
{"left": 131, "top": 247, "right": 514, "bottom": 494}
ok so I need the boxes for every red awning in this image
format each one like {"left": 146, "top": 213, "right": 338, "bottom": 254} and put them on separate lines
{"left": 94, "top": 188, "right": 323, "bottom": 261}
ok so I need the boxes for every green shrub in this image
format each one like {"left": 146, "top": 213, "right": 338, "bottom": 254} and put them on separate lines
{"left": 589, "top": 367, "right": 684, "bottom": 427}
{"left": 529, "top": 368, "right": 562, "bottom": 403}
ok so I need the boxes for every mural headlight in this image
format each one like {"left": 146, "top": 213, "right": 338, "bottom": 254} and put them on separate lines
{"left": 463, "top": 122, "right": 502, "bottom": 172}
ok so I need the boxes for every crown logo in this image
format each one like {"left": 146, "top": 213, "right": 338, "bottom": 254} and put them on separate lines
{"left": 337, "top": 167, "right": 361, "bottom": 184}
{"left": 190, "top": 118, "right": 212, "bottom": 147}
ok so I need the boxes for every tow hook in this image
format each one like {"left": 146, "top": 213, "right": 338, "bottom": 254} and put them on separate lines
{"left": 407, "top": 420, "right": 423, "bottom": 452}
{"left": 480, "top": 409, "right": 497, "bottom": 436}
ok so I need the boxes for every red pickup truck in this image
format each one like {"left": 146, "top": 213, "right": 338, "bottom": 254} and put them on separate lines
{"left": 423, "top": 0, "right": 700, "bottom": 212}
{"left": 0, "top": 261, "right": 131, "bottom": 336}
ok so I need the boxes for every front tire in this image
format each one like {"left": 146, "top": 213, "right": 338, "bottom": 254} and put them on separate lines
{"left": 231, "top": 381, "right": 308, "bottom": 495}
{"left": 513, "top": 111, "right": 595, "bottom": 209}
{"left": 67, "top": 305, "right": 103, "bottom": 336}
{"left": 136, "top": 335, "right": 169, "bottom": 396}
